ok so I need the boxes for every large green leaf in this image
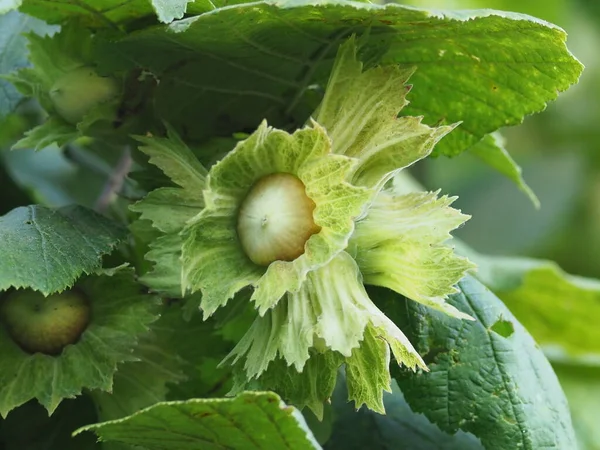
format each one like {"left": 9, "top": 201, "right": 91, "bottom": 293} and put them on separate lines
{"left": 0, "top": 11, "right": 56, "bottom": 117}
{"left": 77, "top": 391, "right": 321, "bottom": 449}
{"left": 0, "top": 205, "right": 126, "bottom": 295}
{"left": 99, "top": 0, "right": 581, "bottom": 158}
{"left": 377, "top": 275, "right": 576, "bottom": 450}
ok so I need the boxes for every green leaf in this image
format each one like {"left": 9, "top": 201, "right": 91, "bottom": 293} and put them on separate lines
{"left": 314, "top": 36, "right": 453, "bottom": 191}
{"left": 350, "top": 188, "right": 475, "bottom": 320}
{"left": 0, "top": 205, "right": 126, "bottom": 295}
{"left": 0, "top": 11, "right": 56, "bottom": 117}
{"left": 130, "top": 127, "right": 207, "bottom": 297}
{"left": 105, "top": 0, "right": 582, "bottom": 157}
{"left": 134, "top": 128, "right": 207, "bottom": 193}
{"left": 379, "top": 275, "right": 576, "bottom": 449}
{"left": 76, "top": 392, "right": 322, "bottom": 450}
{"left": 468, "top": 251, "right": 600, "bottom": 359}
{"left": 0, "top": 267, "right": 160, "bottom": 416}
{"left": 131, "top": 187, "right": 203, "bottom": 234}
{"left": 326, "top": 376, "right": 484, "bottom": 450}
{"left": 12, "top": 116, "right": 79, "bottom": 151}
{"left": 468, "top": 132, "right": 539, "bottom": 208}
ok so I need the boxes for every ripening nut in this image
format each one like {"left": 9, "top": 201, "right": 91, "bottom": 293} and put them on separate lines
{"left": 49, "top": 66, "right": 119, "bottom": 124}
{"left": 237, "top": 173, "right": 321, "bottom": 266}
{"left": 0, "top": 289, "right": 91, "bottom": 355}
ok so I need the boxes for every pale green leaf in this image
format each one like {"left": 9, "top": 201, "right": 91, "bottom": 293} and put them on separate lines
{"left": 469, "top": 132, "right": 539, "bottom": 208}
{"left": 379, "top": 275, "right": 577, "bottom": 450}
{"left": 76, "top": 392, "right": 322, "bottom": 450}
{"left": 151, "top": 0, "right": 194, "bottom": 23}
{"left": 182, "top": 122, "right": 369, "bottom": 317}
{"left": 12, "top": 117, "right": 79, "bottom": 151}
{"left": 104, "top": 1, "right": 581, "bottom": 157}
{"left": 468, "top": 250, "right": 600, "bottom": 359}
{"left": 0, "top": 11, "right": 56, "bottom": 117}
{"left": 350, "top": 188, "right": 475, "bottom": 320}
{"left": 0, "top": 205, "right": 126, "bottom": 295}
{"left": 0, "top": 267, "right": 160, "bottom": 417}
{"left": 314, "top": 36, "right": 453, "bottom": 191}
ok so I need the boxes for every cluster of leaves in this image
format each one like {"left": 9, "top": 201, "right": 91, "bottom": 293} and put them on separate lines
{"left": 0, "top": 0, "right": 593, "bottom": 449}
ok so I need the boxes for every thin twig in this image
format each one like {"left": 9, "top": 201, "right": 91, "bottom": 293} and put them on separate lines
{"left": 94, "top": 146, "right": 132, "bottom": 213}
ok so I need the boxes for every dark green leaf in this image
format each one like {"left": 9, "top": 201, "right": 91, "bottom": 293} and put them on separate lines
{"left": 376, "top": 275, "right": 576, "bottom": 450}
{"left": 0, "top": 205, "right": 126, "bottom": 294}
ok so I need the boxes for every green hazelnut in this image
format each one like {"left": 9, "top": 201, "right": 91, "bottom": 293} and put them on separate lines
{"left": 49, "top": 66, "right": 119, "bottom": 124}
{"left": 0, "top": 289, "right": 91, "bottom": 355}
{"left": 237, "top": 173, "right": 321, "bottom": 266}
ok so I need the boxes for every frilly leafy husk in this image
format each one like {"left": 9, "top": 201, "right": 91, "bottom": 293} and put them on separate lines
{"left": 0, "top": 267, "right": 160, "bottom": 417}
